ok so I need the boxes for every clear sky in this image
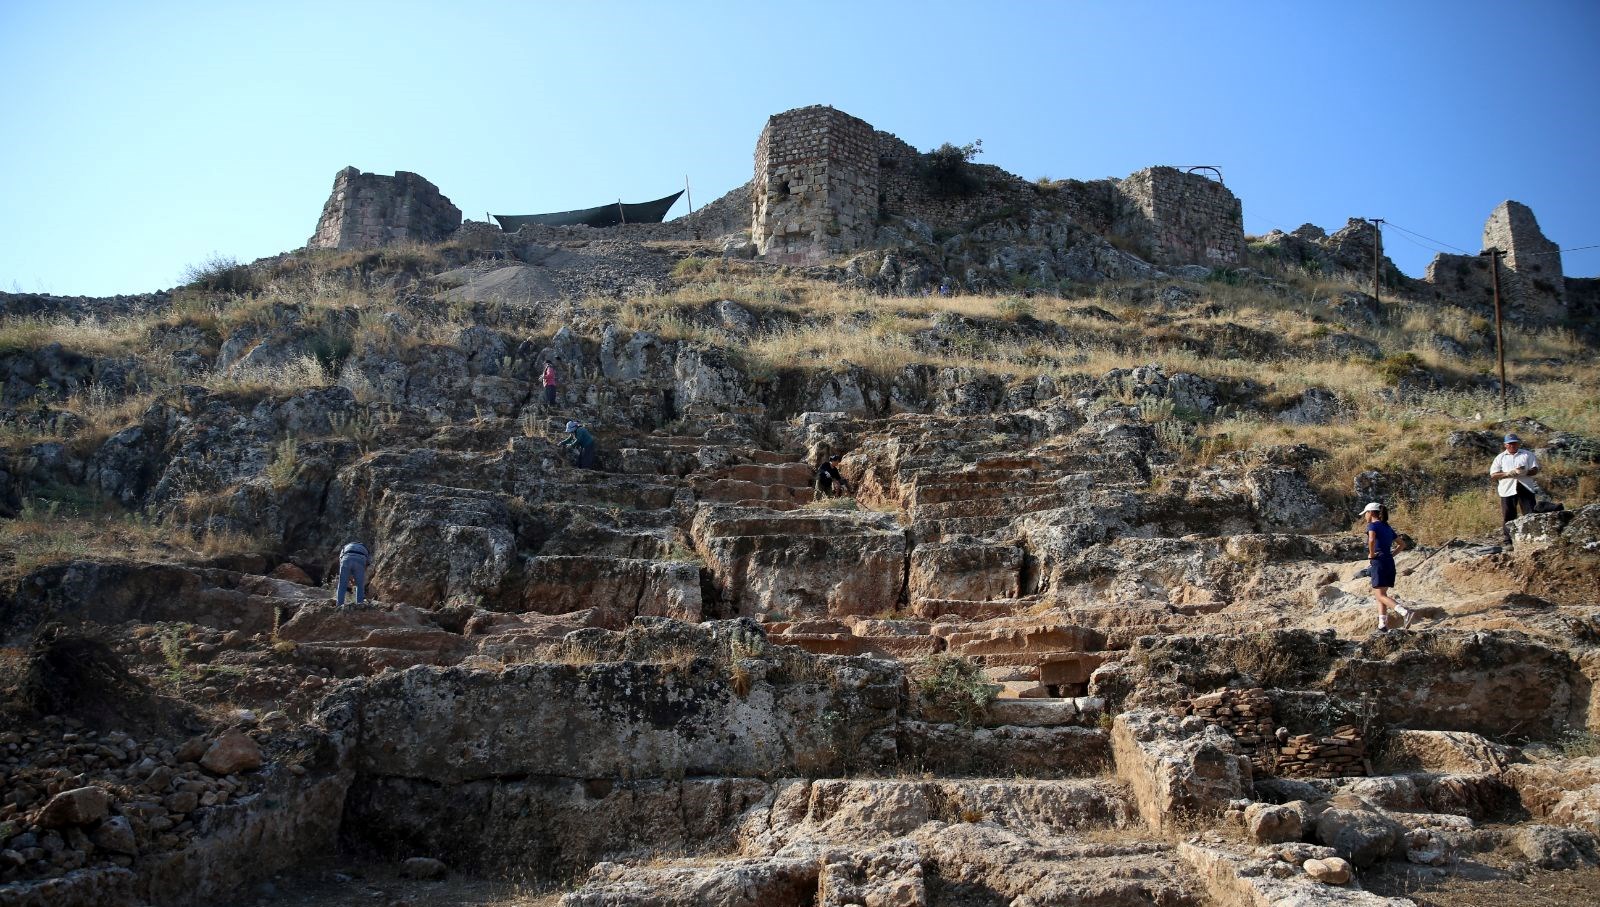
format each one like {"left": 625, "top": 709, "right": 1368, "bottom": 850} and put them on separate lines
{"left": 2, "top": 0, "right": 1597, "bottom": 297}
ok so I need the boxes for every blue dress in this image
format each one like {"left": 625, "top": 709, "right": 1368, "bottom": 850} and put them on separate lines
{"left": 1368, "top": 520, "right": 1397, "bottom": 588}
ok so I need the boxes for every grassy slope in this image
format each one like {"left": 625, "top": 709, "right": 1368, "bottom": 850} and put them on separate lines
{"left": 1, "top": 243, "right": 1596, "bottom": 570}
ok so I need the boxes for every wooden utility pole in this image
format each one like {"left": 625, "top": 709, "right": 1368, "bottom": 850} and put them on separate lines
{"left": 618, "top": 199, "right": 627, "bottom": 226}
{"left": 685, "top": 175, "right": 694, "bottom": 215}
{"left": 1483, "top": 247, "right": 1508, "bottom": 416}
{"left": 1368, "top": 218, "right": 1384, "bottom": 305}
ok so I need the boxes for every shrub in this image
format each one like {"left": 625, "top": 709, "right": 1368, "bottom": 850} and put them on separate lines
{"left": 1374, "top": 352, "right": 1426, "bottom": 384}
{"left": 911, "top": 654, "right": 996, "bottom": 726}
{"left": 672, "top": 256, "right": 710, "bottom": 279}
{"left": 307, "top": 328, "right": 354, "bottom": 373}
{"left": 922, "top": 140, "right": 983, "bottom": 197}
{"left": 997, "top": 296, "right": 1034, "bottom": 321}
{"left": 265, "top": 438, "right": 299, "bottom": 488}
{"left": 182, "top": 254, "right": 260, "bottom": 295}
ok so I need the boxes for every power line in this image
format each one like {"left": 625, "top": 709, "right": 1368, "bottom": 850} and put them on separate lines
{"left": 1516, "top": 243, "right": 1600, "bottom": 258}
{"left": 1379, "top": 220, "right": 1597, "bottom": 260}
{"left": 1386, "top": 229, "right": 1449, "bottom": 254}
{"left": 1379, "top": 220, "right": 1473, "bottom": 256}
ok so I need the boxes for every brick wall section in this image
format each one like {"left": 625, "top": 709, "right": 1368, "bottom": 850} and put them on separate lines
{"left": 1112, "top": 167, "right": 1244, "bottom": 266}
{"left": 752, "top": 106, "right": 880, "bottom": 261}
{"left": 1179, "top": 687, "right": 1367, "bottom": 778}
{"left": 309, "top": 167, "right": 462, "bottom": 251}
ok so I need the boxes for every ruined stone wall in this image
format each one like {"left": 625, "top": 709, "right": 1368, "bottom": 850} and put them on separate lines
{"left": 1483, "top": 200, "right": 1565, "bottom": 317}
{"left": 1418, "top": 201, "right": 1568, "bottom": 320}
{"left": 308, "top": 167, "right": 462, "bottom": 251}
{"left": 752, "top": 106, "right": 880, "bottom": 262}
{"left": 1183, "top": 688, "right": 1277, "bottom": 772}
{"left": 1179, "top": 687, "right": 1366, "bottom": 779}
{"left": 876, "top": 133, "right": 1031, "bottom": 229}
{"left": 1274, "top": 726, "right": 1365, "bottom": 779}
{"left": 1112, "top": 167, "right": 1244, "bottom": 266}
{"left": 1422, "top": 252, "right": 1496, "bottom": 307}
{"left": 1566, "top": 276, "right": 1600, "bottom": 326}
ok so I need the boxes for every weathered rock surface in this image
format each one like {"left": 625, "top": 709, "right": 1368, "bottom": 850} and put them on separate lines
{"left": 1111, "top": 710, "right": 1252, "bottom": 831}
{"left": 198, "top": 730, "right": 263, "bottom": 776}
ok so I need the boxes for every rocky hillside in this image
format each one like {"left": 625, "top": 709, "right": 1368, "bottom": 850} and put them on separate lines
{"left": 0, "top": 224, "right": 1598, "bottom": 906}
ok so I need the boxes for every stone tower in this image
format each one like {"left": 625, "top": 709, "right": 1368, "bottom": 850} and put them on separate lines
{"left": 751, "top": 106, "right": 880, "bottom": 262}
{"left": 1483, "top": 200, "right": 1564, "bottom": 315}
{"left": 308, "top": 167, "right": 462, "bottom": 251}
{"left": 1111, "top": 167, "right": 1244, "bottom": 266}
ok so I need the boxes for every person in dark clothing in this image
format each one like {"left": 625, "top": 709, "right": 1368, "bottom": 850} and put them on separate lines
{"left": 336, "top": 541, "right": 370, "bottom": 609}
{"left": 815, "top": 454, "right": 852, "bottom": 497}
{"left": 1361, "top": 503, "right": 1413, "bottom": 632}
{"left": 561, "top": 420, "right": 598, "bottom": 469}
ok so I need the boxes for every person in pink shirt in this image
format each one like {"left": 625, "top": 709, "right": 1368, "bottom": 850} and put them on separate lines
{"left": 541, "top": 359, "right": 559, "bottom": 407}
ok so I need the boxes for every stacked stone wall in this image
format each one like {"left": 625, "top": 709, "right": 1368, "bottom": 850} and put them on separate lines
{"left": 1183, "top": 688, "right": 1277, "bottom": 772}
{"left": 1275, "top": 726, "right": 1366, "bottom": 779}
{"left": 1179, "top": 687, "right": 1367, "bottom": 779}
{"left": 1112, "top": 167, "right": 1244, "bottom": 266}
{"left": 308, "top": 167, "right": 462, "bottom": 251}
{"left": 752, "top": 106, "right": 879, "bottom": 261}
{"left": 877, "top": 133, "right": 1030, "bottom": 229}
{"left": 874, "top": 133, "right": 1122, "bottom": 242}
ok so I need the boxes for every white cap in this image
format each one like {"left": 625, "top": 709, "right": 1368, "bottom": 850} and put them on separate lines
{"left": 1361, "top": 502, "right": 1384, "bottom": 514}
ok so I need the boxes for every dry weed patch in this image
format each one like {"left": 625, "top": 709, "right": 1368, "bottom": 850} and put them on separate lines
{"left": 0, "top": 496, "right": 260, "bottom": 579}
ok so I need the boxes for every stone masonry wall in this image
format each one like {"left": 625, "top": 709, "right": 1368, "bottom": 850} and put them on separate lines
{"left": 1179, "top": 687, "right": 1367, "bottom": 779}
{"left": 1483, "top": 200, "right": 1565, "bottom": 318}
{"left": 308, "top": 167, "right": 462, "bottom": 251}
{"left": 1420, "top": 200, "right": 1567, "bottom": 321}
{"left": 1112, "top": 167, "right": 1244, "bottom": 266}
{"left": 752, "top": 106, "right": 879, "bottom": 262}
{"left": 752, "top": 106, "right": 1240, "bottom": 272}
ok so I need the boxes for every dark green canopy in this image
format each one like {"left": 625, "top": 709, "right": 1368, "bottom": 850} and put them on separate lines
{"left": 494, "top": 190, "right": 684, "bottom": 230}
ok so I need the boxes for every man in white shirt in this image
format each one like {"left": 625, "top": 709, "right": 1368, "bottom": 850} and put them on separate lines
{"left": 1490, "top": 433, "right": 1540, "bottom": 544}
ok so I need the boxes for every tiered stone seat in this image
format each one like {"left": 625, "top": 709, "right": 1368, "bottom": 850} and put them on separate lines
{"left": 764, "top": 618, "right": 944, "bottom": 658}
{"left": 897, "top": 457, "right": 1095, "bottom": 544}
{"left": 690, "top": 505, "right": 907, "bottom": 619}
{"left": 695, "top": 460, "right": 816, "bottom": 510}
{"left": 563, "top": 779, "right": 1207, "bottom": 906}
{"left": 932, "top": 617, "right": 1110, "bottom": 699}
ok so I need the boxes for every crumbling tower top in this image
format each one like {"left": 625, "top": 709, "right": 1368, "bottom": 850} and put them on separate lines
{"left": 308, "top": 167, "right": 462, "bottom": 251}
{"left": 1483, "top": 200, "right": 1564, "bottom": 305}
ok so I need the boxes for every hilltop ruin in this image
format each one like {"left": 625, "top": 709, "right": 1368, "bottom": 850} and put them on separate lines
{"left": 307, "top": 104, "right": 1590, "bottom": 323}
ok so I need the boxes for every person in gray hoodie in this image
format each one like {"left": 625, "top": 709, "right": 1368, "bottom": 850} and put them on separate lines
{"left": 336, "top": 541, "right": 370, "bottom": 609}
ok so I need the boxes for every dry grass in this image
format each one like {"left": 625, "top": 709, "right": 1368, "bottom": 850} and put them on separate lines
{"left": 0, "top": 314, "right": 146, "bottom": 358}
{"left": 0, "top": 497, "right": 260, "bottom": 579}
{"left": 202, "top": 354, "right": 332, "bottom": 397}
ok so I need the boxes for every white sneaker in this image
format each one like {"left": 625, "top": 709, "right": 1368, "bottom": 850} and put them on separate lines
{"left": 1394, "top": 604, "right": 1414, "bottom": 629}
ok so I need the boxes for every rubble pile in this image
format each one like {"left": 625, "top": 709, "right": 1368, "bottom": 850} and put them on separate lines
{"left": 0, "top": 717, "right": 271, "bottom": 884}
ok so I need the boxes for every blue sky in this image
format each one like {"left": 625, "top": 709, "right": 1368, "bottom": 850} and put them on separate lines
{"left": 2, "top": 0, "right": 1596, "bottom": 296}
